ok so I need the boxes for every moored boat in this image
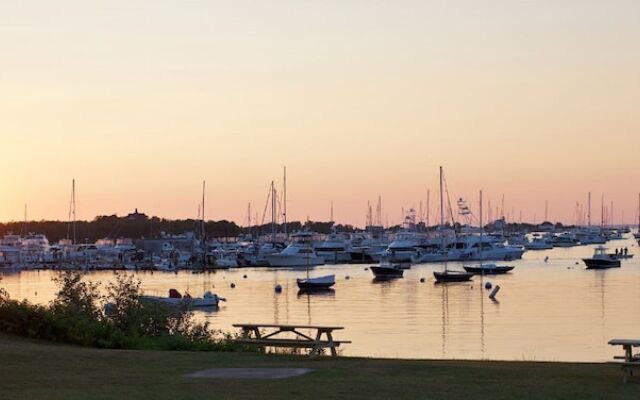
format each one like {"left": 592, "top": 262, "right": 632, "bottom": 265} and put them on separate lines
{"left": 296, "top": 274, "right": 336, "bottom": 290}
{"left": 141, "top": 289, "right": 224, "bottom": 307}
{"left": 463, "top": 263, "right": 514, "bottom": 275}
{"left": 582, "top": 246, "right": 621, "bottom": 269}
{"left": 370, "top": 257, "right": 404, "bottom": 279}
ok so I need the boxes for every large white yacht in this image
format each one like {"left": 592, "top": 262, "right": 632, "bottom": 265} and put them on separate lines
{"left": 266, "top": 232, "right": 324, "bottom": 267}
{"left": 314, "top": 231, "right": 352, "bottom": 264}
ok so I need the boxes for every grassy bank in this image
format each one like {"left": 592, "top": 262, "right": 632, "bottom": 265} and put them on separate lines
{"left": 0, "top": 334, "right": 635, "bottom": 400}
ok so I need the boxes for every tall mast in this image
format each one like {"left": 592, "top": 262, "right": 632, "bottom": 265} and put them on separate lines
{"left": 271, "top": 181, "right": 276, "bottom": 243}
{"left": 330, "top": 201, "right": 334, "bottom": 223}
{"left": 439, "top": 166, "right": 444, "bottom": 228}
{"left": 201, "top": 180, "right": 206, "bottom": 246}
{"left": 600, "top": 194, "right": 604, "bottom": 230}
{"left": 72, "top": 179, "right": 76, "bottom": 245}
{"left": 588, "top": 192, "right": 591, "bottom": 228}
{"left": 283, "top": 166, "right": 287, "bottom": 239}
{"left": 439, "top": 166, "right": 447, "bottom": 272}
{"left": 480, "top": 189, "right": 483, "bottom": 268}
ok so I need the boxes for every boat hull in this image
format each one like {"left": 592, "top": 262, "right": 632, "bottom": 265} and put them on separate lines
{"left": 140, "top": 296, "right": 219, "bottom": 307}
{"left": 463, "top": 265, "right": 514, "bottom": 274}
{"left": 582, "top": 258, "right": 621, "bottom": 269}
{"left": 370, "top": 266, "right": 403, "bottom": 279}
{"left": 296, "top": 274, "right": 335, "bottom": 290}
{"left": 433, "top": 271, "right": 474, "bottom": 283}
{"left": 266, "top": 254, "right": 324, "bottom": 267}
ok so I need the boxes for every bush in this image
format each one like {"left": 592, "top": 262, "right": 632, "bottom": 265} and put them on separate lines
{"left": 0, "top": 272, "right": 240, "bottom": 351}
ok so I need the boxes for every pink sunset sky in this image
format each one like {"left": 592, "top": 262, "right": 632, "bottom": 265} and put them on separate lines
{"left": 1, "top": 1, "right": 639, "bottom": 226}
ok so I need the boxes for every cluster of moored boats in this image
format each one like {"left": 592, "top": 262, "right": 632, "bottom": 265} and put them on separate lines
{"left": 0, "top": 224, "right": 634, "bottom": 272}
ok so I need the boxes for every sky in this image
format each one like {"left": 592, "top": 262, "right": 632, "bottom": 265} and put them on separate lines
{"left": 1, "top": 1, "right": 639, "bottom": 227}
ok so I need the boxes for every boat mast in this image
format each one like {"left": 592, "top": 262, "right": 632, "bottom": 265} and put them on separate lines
{"left": 479, "top": 189, "right": 483, "bottom": 271}
{"left": 201, "top": 180, "right": 206, "bottom": 250}
{"left": 283, "top": 166, "right": 287, "bottom": 239}
{"left": 271, "top": 181, "right": 277, "bottom": 243}
{"left": 72, "top": 179, "right": 76, "bottom": 245}
{"left": 439, "top": 166, "right": 447, "bottom": 272}
{"left": 587, "top": 192, "right": 591, "bottom": 228}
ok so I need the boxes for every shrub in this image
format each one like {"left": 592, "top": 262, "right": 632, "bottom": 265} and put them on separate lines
{"left": 0, "top": 272, "right": 240, "bottom": 351}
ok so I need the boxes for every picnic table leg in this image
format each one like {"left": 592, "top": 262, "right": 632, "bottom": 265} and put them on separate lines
{"left": 326, "top": 331, "right": 337, "bottom": 357}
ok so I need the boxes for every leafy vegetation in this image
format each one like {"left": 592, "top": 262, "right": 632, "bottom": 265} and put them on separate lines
{"left": 0, "top": 272, "right": 239, "bottom": 351}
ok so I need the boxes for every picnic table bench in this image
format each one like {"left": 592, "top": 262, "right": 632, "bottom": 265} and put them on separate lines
{"left": 232, "top": 323, "right": 351, "bottom": 357}
{"left": 608, "top": 339, "right": 640, "bottom": 383}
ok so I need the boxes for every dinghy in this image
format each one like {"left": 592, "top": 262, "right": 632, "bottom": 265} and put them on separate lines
{"left": 141, "top": 289, "right": 225, "bottom": 307}
{"left": 296, "top": 274, "right": 336, "bottom": 290}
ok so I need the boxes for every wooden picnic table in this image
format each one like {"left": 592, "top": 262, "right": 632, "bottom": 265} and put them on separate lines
{"left": 608, "top": 339, "right": 640, "bottom": 383}
{"left": 232, "top": 323, "right": 350, "bottom": 357}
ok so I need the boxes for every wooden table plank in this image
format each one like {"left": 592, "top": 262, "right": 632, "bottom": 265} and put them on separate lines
{"left": 233, "top": 323, "right": 344, "bottom": 330}
{"left": 608, "top": 339, "right": 640, "bottom": 346}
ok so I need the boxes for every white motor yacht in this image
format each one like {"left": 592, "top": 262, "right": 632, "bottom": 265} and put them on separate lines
{"left": 266, "top": 232, "right": 324, "bottom": 267}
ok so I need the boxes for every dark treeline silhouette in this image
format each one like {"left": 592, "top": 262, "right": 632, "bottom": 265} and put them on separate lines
{"left": 0, "top": 215, "right": 568, "bottom": 244}
{"left": 0, "top": 215, "right": 358, "bottom": 244}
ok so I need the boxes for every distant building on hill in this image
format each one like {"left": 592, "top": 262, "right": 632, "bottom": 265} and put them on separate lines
{"left": 127, "top": 209, "right": 148, "bottom": 221}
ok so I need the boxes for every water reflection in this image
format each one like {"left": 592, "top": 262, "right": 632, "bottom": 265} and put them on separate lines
{"left": 1, "top": 239, "right": 639, "bottom": 361}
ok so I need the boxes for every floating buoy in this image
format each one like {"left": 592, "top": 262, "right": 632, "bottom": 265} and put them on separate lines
{"left": 275, "top": 284, "right": 282, "bottom": 293}
{"left": 230, "top": 283, "right": 236, "bottom": 288}
{"left": 420, "top": 278, "right": 425, "bottom": 283}
{"left": 489, "top": 285, "right": 501, "bottom": 300}
{"left": 485, "top": 282, "right": 492, "bottom": 289}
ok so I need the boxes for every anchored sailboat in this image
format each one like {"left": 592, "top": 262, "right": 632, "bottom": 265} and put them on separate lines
{"left": 433, "top": 166, "right": 473, "bottom": 283}
{"left": 464, "top": 190, "right": 515, "bottom": 275}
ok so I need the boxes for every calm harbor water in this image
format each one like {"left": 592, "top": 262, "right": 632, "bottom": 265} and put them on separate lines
{"left": 2, "top": 237, "right": 639, "bottom": 362}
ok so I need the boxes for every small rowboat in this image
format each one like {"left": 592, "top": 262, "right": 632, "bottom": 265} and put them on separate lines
{"left": 141, "top": 289, "right": 225, "bottom": 307}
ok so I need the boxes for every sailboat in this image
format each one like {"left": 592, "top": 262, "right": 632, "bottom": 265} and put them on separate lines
{"left": 464, "top": 190, "right": 515, "bottom": 275}
{"left": 433, "top": 166, "right": 474, "bottom": 283}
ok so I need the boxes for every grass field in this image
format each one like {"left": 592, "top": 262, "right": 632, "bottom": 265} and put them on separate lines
{"left": 0, "top": 334, "right": 636, "bottom": 400}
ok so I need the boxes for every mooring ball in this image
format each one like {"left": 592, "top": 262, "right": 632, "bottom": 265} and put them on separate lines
{"left": 420, "top": 278, "right": 425, "bottom": 283}
{"left": 230, "top": 283, "right": 236, "bottom": 288}
{"left": 485, "top": 282, "right": 492, "bottom": 289}
{"left": 275, "top": 284, "right": 282, "bottom": 293}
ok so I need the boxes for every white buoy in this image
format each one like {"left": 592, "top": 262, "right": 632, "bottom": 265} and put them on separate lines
{"left": 489, "top": 285, "right": 500, "bottom": 300}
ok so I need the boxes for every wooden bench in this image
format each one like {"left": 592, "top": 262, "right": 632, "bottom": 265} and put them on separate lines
{"left": 232, "top": 323, "right": 351, "bottom": 357}
{"left": 608, "top": 339, "right": 640, "bottom": 383}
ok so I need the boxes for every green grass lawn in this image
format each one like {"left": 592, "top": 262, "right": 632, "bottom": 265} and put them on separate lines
{"left": 0, "top": 334, "right": 636, "bottom": 400}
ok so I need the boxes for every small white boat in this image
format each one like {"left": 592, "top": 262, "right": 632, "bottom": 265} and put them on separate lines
{"left": 296, "top": 274, "right": 335, "bottom": 290}
{"left": 141, "top": 289, "right": 225, "bottom": 307}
